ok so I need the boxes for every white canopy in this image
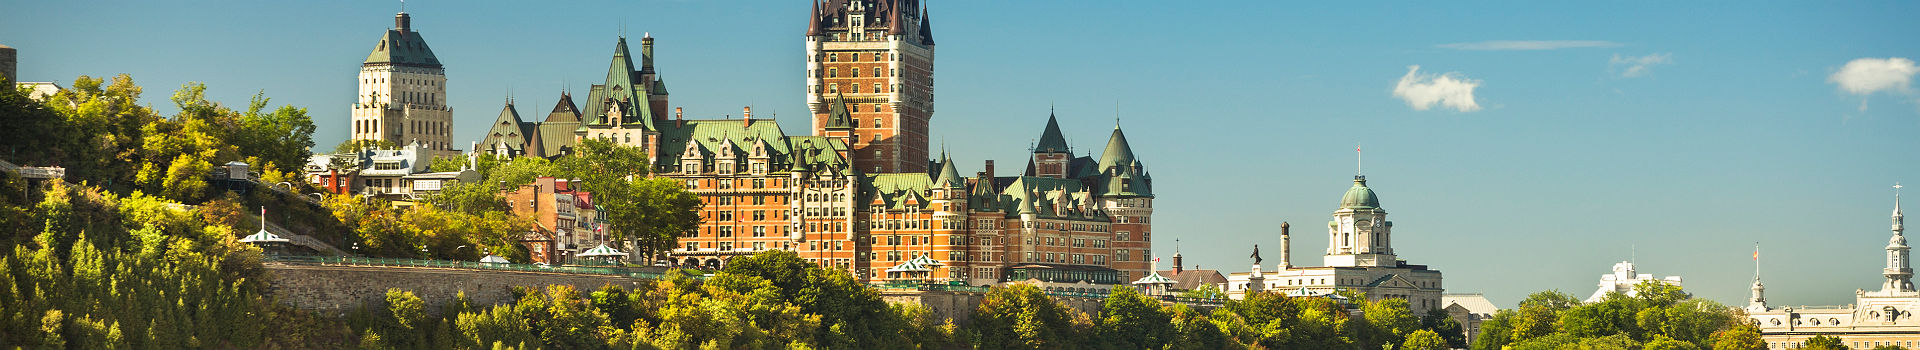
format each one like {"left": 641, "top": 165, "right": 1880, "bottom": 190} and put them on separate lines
{"left": 576, "top": 244, "right": 627, "bottom": 258}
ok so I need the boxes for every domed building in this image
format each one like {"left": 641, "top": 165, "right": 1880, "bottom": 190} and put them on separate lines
{"left": 1224, "top": 175, "right": 1447, "bottom": 312}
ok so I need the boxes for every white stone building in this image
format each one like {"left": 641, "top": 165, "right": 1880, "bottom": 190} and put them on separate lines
{"left": 351, "top": 11, "right": 456, "bottom": 157}
{"left": 1585, "top": 261, "right": 1683, "bottom": 302}
{"left": 1749, "top": 186, "right": 1920, "bottom": 349}
{"left": 1225, "top": 175, "right": 1446, "bottom": 311}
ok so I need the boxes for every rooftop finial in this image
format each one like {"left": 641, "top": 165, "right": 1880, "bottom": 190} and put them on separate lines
{"left": 1114, "top": 100, "right": 1121, "bottom": 129}
{"left": 1356, "top": 144, "right": 1364, "bottom": 178}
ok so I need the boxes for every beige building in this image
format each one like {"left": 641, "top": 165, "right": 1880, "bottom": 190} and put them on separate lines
{"left": 351, "top": 11, "right": 456, "bottom": 157}
{"left": 1226, "top": 175, "right": 1447, "bottom": 312}
{"left": 1749, "top": 187, "right": 1914, "bottom": 349}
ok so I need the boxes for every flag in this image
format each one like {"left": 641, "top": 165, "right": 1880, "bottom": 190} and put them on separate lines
{"left": 1153, "top": 257, "right": 1161, "bottom": 263}
{"left": 1753, "top": 250, "right": 1758, "bottom": 261}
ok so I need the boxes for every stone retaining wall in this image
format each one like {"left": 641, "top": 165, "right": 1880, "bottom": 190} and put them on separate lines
{"left": 265, "top": 263, "right": 641, "bottom": 315}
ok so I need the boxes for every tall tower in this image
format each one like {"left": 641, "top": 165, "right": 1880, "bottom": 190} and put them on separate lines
{"left": 1096, "top": 123, "right": 1153, "bottom": 280}
{"left": 1326, "top": 175, "right": 1397, "bottom": 267}
{"left": 352, "top": 11, "right": 455, "bottom": 156}
{"left": 806, "top": 0, "right": 935, "bottom": 174}
{"left": 1885, "top": 184, "right": 1912, "bottom": 294}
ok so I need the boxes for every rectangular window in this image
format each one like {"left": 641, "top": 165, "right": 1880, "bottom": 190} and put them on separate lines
{"left": 719, "top": 242, "right": 733, "bottom": 250}
{"left": 719, "top": 226, "right": 733, "bottom": 237}
{"left": 685, "top": 242, "right": 698, "bottom": 251}
{"left": 752, "top": 226, "right": 767, "bottom": 237}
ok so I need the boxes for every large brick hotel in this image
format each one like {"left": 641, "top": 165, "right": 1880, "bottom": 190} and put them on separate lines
{"left": 481, "top": 0, "right": 1156, "bottom": 286}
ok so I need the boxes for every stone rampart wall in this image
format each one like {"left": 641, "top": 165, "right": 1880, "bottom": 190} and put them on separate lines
{"left": 265, "top": 263, "right": 641, "bottom": 315}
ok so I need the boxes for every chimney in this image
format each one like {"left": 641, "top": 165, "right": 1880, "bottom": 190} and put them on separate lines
{"left": 743, "top": 106, "right": 752, "bottom": 126}
{"left": 1280, "top": 222, "right": 1292, "bottom": 269}
{"left": 983, "top": 160, "right": 995, "bottom": 178}
{"left": 1173, "top": 253, "right": 1184, "bottom": 274}
{"left": 640, "top": 34, "right": 655, "bottom": 73}
{"left": 675, "top": 107, "right": 684, "bottom": 127}
{"left": 395, "top": 12, "right": 411, "bottom": 34}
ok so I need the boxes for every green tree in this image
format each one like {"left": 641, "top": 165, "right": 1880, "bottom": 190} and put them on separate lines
{"left": 1470, "top": 310, "right": 1515, "bottom": 350}
{"left": 1709, "top": 323, "right": 1766, "bottom": 350}
{"left": 231, "top": 92, "right": 316, "bottom": 177}
{"left": 1511, "top": 290, "right": 1578, "bottom": 342}
{"left": 552, "top": 139, "right": 700, "bottom": 261}
{"left": 1421, "top": 307, "right": 1469, "bottom": 348}
{"left": 1363, "top": 298, "right": 1421, "bottom": 347}
{"left": 1096, "top": 286, "right": 1172, "bottom": 349}
{"left": 970, "top": 283, "right": 1089, "bottom": 349}
{"left": 1403, "top": 329, "right": 1449, "bottom": 350}
{"left": 1802, "top": 335, "right": 1849, "bottom": 350}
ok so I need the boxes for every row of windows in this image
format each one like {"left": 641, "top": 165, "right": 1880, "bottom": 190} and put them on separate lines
{"left": 362, "top": 77, "right": 441, "bottom": 87}
{"left": 823, "top": 67, "right": 897, "bottom": 78}
{"left": 817, "top": 52, "right": 894, "bottom": 62}
{"left": 823, "top": 83, "right": 893, "bottom": 94}
{"left": 1023, "top": 252, "right": 1109, "bottom": 266}
{"left": 697, "top": 225, "right": 789, "bottom": 238}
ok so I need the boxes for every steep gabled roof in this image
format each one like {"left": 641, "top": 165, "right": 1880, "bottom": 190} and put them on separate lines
{"left": 824, "top": 93, "right": 855, "bottom": 129}
{"left": 1097, "top": 126, "right": 1136, "bottom": 172}
{"left": 363, "top": 14, "right": 441, "bottom": 68}
{"left": 1033, "top": 113, "right": 1070, "bottom": 154}
{"left": 545, "top": 92, "right": 580, "bottom": 123}
{"left": 582, "top": 37, "right": 656, "bottom": 130}
{"left": 933, "top": 152, "right": 964, "bottom": 188}
{"left": 480, "top": 102, "right": 532, "bottom": 155}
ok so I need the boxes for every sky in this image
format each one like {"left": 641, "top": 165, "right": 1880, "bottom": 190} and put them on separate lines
{"left": 5, "top": 1, "right": 1918, "bottom": 307}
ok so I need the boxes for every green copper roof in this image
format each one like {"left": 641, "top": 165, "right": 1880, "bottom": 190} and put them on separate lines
{"left": 363, "top": 25, "right": 441, "bottom": 67}
{"left": 1000, "top": 176, "right": 1105, "bottom": 220}
{"left": 1034, "top": 113, "right": 1070, "bottom": 154}
{"left": 934, "top": 152, "right": 964, "bottom": 188}
{"left": 656, "top": 119, "right": 791, "bottom": 163}
{"left": 863, "top": 173, "right": 933, "bottom": 210}
{"left": 1097, "top": 126, "right": 1135, "bottom": 172}
{"left": 480, "top": 102, "right": 531, "bottom": 154}
{"left": 581, "top": 37, "right": 656, "bottom": 130}
{"left": 785, "top": 136, "right": 852, "bottom": 173}
{"left": 1341, "top": 176, "right": 1381, "bottom": 209}
{"left": 824, "top": 93, "right": 855, "bottom": 129}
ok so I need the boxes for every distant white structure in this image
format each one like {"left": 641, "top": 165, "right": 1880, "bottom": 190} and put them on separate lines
{"left": 1749, "top": 184, "right": 1920, "bottom": 349}
{"left": 1585, "top": 260, "right": 1682, "bottom": 302}
{"left": 1224, "top": 175, "right": 1446, "bottom": 312}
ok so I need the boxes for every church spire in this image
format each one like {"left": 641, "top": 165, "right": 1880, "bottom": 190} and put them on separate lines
{"left": 1884, "top": 183, "right": 1914, "bottom": 294}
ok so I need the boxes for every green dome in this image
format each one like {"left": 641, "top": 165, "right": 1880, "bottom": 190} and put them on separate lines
{"left": 1340, "top": 176, "right": 1379, "bottom": 209}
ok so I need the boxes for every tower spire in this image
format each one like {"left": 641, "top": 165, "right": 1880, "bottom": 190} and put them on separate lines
{"left": 1882, "top": 182, "right": 1914, "bottom": 294}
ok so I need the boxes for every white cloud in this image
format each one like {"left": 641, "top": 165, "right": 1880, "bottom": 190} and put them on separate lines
{"left": 1829, "top": 57, "right": 1919, "bottom": 112}
{"left": 1393, "top": 65, "right": 1482, "bottom": 112}
{"left": 1830, "top": 57, "right": 1918, "bottom": 95}
{"left": 1610, "top": 53, "right": 1673, "bottom": 78}
{"left": 1436, "top": 40, "right": 1621, "bottom": 51}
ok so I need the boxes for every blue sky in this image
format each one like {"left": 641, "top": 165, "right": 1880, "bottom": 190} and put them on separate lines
{"left": 5, "top": 1, "right": 1917, "bottom": 307}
